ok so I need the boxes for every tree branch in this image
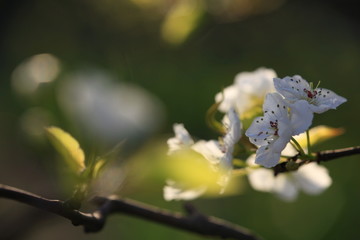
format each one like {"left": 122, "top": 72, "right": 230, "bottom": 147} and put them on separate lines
{"left": 0, "top": 184, "right": 261, "bottom": 240}
{"left": 316, "top": 146, "right": 360, "bottom": 162}
{"left": 273, "top": 146, "right": 360, "bottom": 175}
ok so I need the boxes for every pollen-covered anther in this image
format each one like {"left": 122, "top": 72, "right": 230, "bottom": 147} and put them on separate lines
{"left": 269, "top": 120, "right": 279, "bottom": 136}
{"left": 269, "top": 121, "right": 278, "bottom": 128}
{"left": 303, "top": 88, "right": 317, "bottom": 99}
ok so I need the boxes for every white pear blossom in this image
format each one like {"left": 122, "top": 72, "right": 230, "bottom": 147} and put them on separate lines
{"left": 167, "top": 123, "right": 194, "bottom": 154}
{"left": 215, "top": 68, "right": 276, "bottom": 116}
{"left": 221, "top": 108, "right": 242, "bottom": 167}
{"left": 164, "top": 108, "right": 241, "bottom": 201}
{"left": 163, "top": 180, "right": 206, "bottom": 201}
{"left": 247, "top": 155, "right": 332, "bottom": 201}
{"left": 245, "top": 93, "right": 312, "bottom": 168}
{"left": 274, "top": 75, "right": 347, "bottom": 114}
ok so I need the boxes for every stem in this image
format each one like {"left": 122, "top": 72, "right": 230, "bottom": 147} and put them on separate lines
{"left": 273, "top": 146, "right": 360, "bottom": 175}
{"left": 317, "top": 146, "right": 360, "bottom": 162}
{"left": 291, "top": 137, "right": 306, "bottom": 156}
{"left": 306, "top": 130, "right": 311, "bottom": 155}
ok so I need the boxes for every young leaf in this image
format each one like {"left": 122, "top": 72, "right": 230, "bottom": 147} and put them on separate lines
{"left": 45, "top": 126, "right": 86, "bottom": 174}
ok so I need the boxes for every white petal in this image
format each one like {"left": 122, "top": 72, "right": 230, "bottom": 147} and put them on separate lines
{"left": 236, "top": 67, "right": 276, "bottom": 97}
{"left": 248, "top": 168, "right": 276, "bottom": 192}
{"left": 293, "top": 162, "right": 332, "bottom": 195}
{"left": 273, "top": 75, "right": 310, "bottom": 102}
{"left": 173, "top": 123, "right": 193, "bottom": 145}
{"left": 245, "top": 116, "right": 275, "bottom": 147}
{"left": 263, "top": 93, "right": 289, "bottom": 122}
{"left": 310, "top": 88, "right": 347, "bottom": 113}
{"left": 281, "top": 142, "right": 298, "bottom": 156}
{"left": 246, "top": 154, "right": 258, "bottom": 166}
{"left": 255, "top": 145, "right": 282, "bottom": 168}
{"left": 254, "top": 134, "right": 291, "bottom": 168}
{"left": 217, "top": 169, "right": 232, "bottom": 193}
{"left": 215, "top": 85, "right": 240, "bottom": 113}
{"left": 289, "top": 100, "right": 314, "bottom": 135}
{"left": 222, "top": 108, "right": 242, "bottom": 148}
{"left": 221, "top": 148, "right": 235, "bottom": 170}
{"left": 163, "top": 180, "right": 207, "bottom": 201}
{"left": 167, "top": 123, "right": 194, "bottom": 154}
{"left": 273, "top": 174, "right": 298, "bottom": 201}
{"left": 192, "top": 140, "right": 224, "bottom": 165}
{"left": 271, "top": 132, "right": 291, "bottom": 153}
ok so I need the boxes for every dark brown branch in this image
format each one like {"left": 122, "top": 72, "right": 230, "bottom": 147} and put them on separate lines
{"left": 273, "top": 146, "right": 360, "bottom": 175}
{"left": 0, "top": 184, "right": 261, "bottom": 240}
{"left": 0, "top": 184, "right": 103, "bottom": 232}
{"left": 316, "top": 146, "right": 360, "bottom": 162}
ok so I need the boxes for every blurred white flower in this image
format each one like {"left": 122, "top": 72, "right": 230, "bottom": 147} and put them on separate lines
{"left": 274, "top": 75, "right": 347, "bottom": 114}
{"left": 221, "top": 108, "right": 242, "bottom": 168}
{"left": 215, "top": 67, "right": 276, "bottom": 118}
{"left": 247, "top": 155, "right": 332, "bottom": 201}
{"left": 12, "top": 53, "right": 61, "bottom": 96}
{"left": 245, "top": 93, "right": 312, "bottom": 168}
{"left": 163, "top": 180, "right": 207, "bottom": 201}
{"left": 164, "top": 108, "right": 241, "bottom": 201}
{"left": 58, "top": 69, "right": 165, "bottom": 146}
{"left": 167, "top": 123, "right": 194, "bottom": 154}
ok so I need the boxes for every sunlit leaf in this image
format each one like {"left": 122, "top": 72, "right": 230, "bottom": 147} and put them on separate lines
{"left": 45, "top": 126, "right": 85, "bottom": 174}
{"left": 164, "top": 149, "right": 242, "bottom": 196}
{"left": 294, "top": 125, "right": 345, "bottom": 148}
{"left": 161, "top": 0, "right": 204, "bottom": 45}
{"left": 86, "top": 141, "right": 124, "bottom": 180}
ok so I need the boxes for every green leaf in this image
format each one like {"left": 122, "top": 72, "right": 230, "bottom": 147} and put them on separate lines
{"left": 45, "top": 126, "right": 86, "bottom": 174}
{"left": 84, "top": 141, "right": 124, "bottom": 180}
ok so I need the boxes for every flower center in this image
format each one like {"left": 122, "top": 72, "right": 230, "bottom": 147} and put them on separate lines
{"left": 303, "top": 88, "right": 317, "bottom": 99}
{"left": 270, "top": 120, "right": 278, "bottom": 136}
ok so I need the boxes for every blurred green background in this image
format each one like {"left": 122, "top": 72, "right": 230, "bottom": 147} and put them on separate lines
{"left": 1, "top": 0, "right": 360, "bottom": 239}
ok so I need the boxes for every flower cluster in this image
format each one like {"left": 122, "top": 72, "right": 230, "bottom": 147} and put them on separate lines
{"left": 245, "top": 126, "right": 342, "bottom": 201}
{"left": 165, "top": 67, "right": 346, "bottom": 201}
{"left": 246, "top": 74, "right": 346, "bottom": 168}
{"left": 246, "top": 154, "right": 332, "bottom": 201}
{"left": 215, "top": 67, "right": 276, "bottom": 119}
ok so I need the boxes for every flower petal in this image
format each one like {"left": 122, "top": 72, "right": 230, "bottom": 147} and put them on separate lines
{"left": 167, "top": 123, "right": 194, "bottom": 153}
{"left": 273, "top": 75, "right": 310, "bottom": 102}
{"left": 293, "top": 162, "right": 332, "bottom": 195}
{"left": 191, "top": 140, "right": 224, "bottom": 165}
{"left": 311, "top": 88, "right": 347, "bottom": 113}
{"left": 281, "top": 142, "right": 298, "bottom": 156}
{"left": 254, "top": 145, "right": 282, "bottom": 168}
{"left": 222, "top": 108, "right": 242, "bottom": 148}
{"left": 215, "top": 67, "right": 276, "bottom": 115}
{"left": 273, "top": 174, "right": 298, "bottom": 201}
{"left": 215, "top": 85, "right": 240, "bottom": 113}
{"left": 163, "top": 180, "right": 207, "bottom": 201}
{"left": 263, "top": 93, "right": 289, "bottom": 122}
{"left": 245, "top": 116, "right": 275, "bottom": 147}
{"left": 235, "top": 67, "right": 276, "bottom": 97}
{"left": 246, "top": 155, "right": 275, "bottom": 192}
{"left": 289, "top": 100, "right": 313, "bottom": 135}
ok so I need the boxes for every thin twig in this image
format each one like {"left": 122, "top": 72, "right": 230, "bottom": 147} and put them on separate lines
{"left": 273, "top": 146, "right": 360, "bottom": 175}
{"left": 316, "top": 146, "right": 360, "bottom": 162}
{"left": 0, "top": 184, "right": 261, "bottom": 240}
